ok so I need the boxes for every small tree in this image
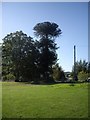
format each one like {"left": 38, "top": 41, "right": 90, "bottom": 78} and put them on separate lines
{"left": 71, "top": 60, "right": 88, "bottom": 80}
{"left": 53, "top": 64, "right": 66, "bottom": 82}
{"left": 78, "top": 71, "right": 88, "bottom": 82}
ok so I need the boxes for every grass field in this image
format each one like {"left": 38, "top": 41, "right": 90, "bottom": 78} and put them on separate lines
{"left": 0, "top": 82, "right": 2, "bottom": 119}
{"left": 2, "top": 82, "right": 88, "bottom": 118}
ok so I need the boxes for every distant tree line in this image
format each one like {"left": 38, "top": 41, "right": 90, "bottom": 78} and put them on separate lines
{"left": 71, "top": 60, "right": 90, "bottom": 82}
{"left": 2, "top": 21, "right": 65, "bottom": 83}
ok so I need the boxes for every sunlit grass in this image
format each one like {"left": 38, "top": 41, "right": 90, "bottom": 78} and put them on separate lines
{"left": 0, "top": 81, "right": 2, "bottom": 119}
{"left": 2, "top": 82, "right": 88, "bottom": 118}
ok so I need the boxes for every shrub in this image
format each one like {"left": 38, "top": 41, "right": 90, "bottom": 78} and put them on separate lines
{"left": 3, "top": 74, "right": 15, "bottom": 81}
{"left": 78, "top": 71, "right": 88, "bottom": 82}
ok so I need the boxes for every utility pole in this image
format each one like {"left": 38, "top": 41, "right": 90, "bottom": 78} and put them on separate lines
{"left": 74, "top": 45, "right": 76, "bottom": 76}
{"left": 0, "top": 43, "right": 2, "bottom": 81}
{"left": 73, "top": 45, "right": 78, "bottom": 81}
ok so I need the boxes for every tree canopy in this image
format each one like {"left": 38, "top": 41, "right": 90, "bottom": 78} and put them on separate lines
{"left": 33, "top": 22, "right": 62, "bottom": 82}
{"left": 33, "top": 22, "right": 62, "bottom": 39}
{"left": 2, "top": 22, "right": 90, "bottom": 83}
{"left": 2, "top": 21, "right": 62, "bottom": 83}
{"left": 71, "top": 59, "right": 89, "bottom": 82}
{"left": 2, "top": 31, "right": 39, "bottom": 81}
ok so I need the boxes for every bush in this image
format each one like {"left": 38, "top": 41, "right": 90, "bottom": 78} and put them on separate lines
{"left": 3, "top": 74, "right": 15, "bottom": 81}
{"left": 78, "top": 71, "right": 88, "bottom": 82}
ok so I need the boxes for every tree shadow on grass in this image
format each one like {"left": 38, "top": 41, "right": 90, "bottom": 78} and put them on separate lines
{"left": 18, "top": 81, "right": 76, "bottom": 86}
{"left": 69, "top": 83, "right": 75, "bottom": 86}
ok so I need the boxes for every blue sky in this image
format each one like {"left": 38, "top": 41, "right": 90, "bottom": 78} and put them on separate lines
{"left": 1, "top": 2, "right": 88, "bottom": 72}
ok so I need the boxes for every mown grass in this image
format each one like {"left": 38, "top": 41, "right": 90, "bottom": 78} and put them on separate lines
{"left": 0, "top": 82, "right": 2, "bottom": 119}
{"left": 2, "top": 82, "right": 88, "bottom": 118}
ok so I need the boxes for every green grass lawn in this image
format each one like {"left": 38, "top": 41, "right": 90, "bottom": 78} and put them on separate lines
{"left": 2, "top": 82, "right": 88, "bottom": 118}
{"left": 0, "top": 82, "right": 2, "bottom": 120}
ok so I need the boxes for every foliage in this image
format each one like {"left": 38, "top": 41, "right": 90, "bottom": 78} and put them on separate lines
{"left": 33, "top": 22, "right": 62, "bottom": 82}
{"left": 72, "top": 60, "right": 88, "bottom": 74}
{"left": 88, "top": 72, "right": 90, "bottom": 77}
{"left": 2, "top": 21, "right": 62, "bottom": 83}
{"left": 71, "top": 60, "right": 89, "bottom": 81}
{"left": 2, "top": 31, "right": 39, "bottom": 81}
{"left": 88, "top": 62, "right": 90, "bottom": 73}
{"left": 33, "top": 22, "right": 62, "bottom": 39}
{"left": 3, "top": 74, "right": 15, "bottom": 81}
{"left": 52, "top": 64, "right": 66, "bottom": 82}
{"left": 78, "top": 71, "right": 88, "bottom": 82}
